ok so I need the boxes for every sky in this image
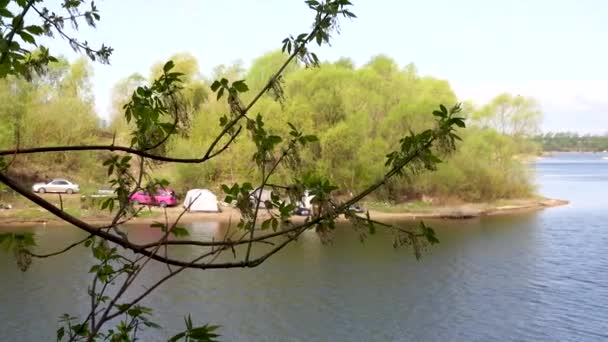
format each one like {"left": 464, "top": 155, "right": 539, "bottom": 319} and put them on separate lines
{"left": 40, "top": 0, "right": 608, "bottom": 133}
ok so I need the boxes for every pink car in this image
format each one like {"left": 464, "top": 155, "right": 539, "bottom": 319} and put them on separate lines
{"left": 130, "top": 189, "right": 178, "bottom": 208}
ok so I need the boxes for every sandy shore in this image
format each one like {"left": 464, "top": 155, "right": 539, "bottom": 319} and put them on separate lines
{"left": 0, "top": 197, "right": 569, "bottom": 227}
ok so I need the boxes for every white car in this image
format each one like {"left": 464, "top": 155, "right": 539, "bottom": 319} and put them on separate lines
{"left": 32, "top": 179, "right": 80, "bottom": 194}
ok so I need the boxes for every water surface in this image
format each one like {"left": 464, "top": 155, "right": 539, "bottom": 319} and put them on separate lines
{"left": 1, "top": 153, "right": 607, "bottom": 341}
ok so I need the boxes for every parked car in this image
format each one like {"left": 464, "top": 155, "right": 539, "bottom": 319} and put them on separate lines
{"left": 130, "top": 189, "right": 178, "bottom": 208}
{"left": 347, "top": 204, "right": 365, "bottom": 214}
{"left": 32, "top": 179, "right": 80, "bottom": 194}
{"left": 293, "top": 206, "right": 311, "bottom": 216}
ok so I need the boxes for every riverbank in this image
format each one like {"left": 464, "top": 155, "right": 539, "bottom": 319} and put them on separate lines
{"left": 0, "top": 196, "right": 568, "bottom": 227}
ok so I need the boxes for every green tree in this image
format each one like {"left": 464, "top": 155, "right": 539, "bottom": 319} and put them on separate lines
{"left": 473, "top": 93, "right": 542, "bottom": 136}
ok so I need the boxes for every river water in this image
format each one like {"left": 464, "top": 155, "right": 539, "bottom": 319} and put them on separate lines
{"left": 1, "top": 153, "right": 608, "bottom": 341}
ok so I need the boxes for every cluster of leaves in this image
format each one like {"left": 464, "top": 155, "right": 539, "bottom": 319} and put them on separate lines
{"left": 212, "top": 77, "right": 248, "bottom": 130}
{"left": 124, "top": 61, "right": 186, "bottom": 154}
{"left": 0, "top": 231, "right": 35, "bottom": 271}
{"left": 296, "top": 173, "right": 340, "bottom": 240}
{"left": 221, "top": 115, "right": 326, "bottom": 236}
{"left": 281, "top": 122, "right": 319, "bottom": 169}
{"left": 247, "top": 114, "right": 283, "bottom": 167}
{"left": 388, "top": 221, "right": 439, "bottom": 260}
{"left": 385, "top": 104, "right": 465, "bottom": 177}
{"left": 168, "top": 315, "right": 220, "bottom": 342}
{"left": 0, "top": 0, "right": 111, "bottom": 79}
{"left": 281, "top": 0, "right": 356, "bottom": 67}
{"left": 222, "top": 182, "right": 254, "bottom": 226}
{"left": 101, "top": 155, "right": 133, "bottom": 212}
{"left": 53, "top": 238, "right": 146, "bottom": 340}
{"left": 259, "top": 190, "right": 296, "bottom": 231}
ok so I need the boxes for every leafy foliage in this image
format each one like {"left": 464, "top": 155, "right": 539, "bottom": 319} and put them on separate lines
{"left": 168, "top": 315, "right": 221, "bottom": 342}
{"left": 0, "top": 232, "right": 35, "bottom": 271}
{"left": 0, "top": 0, "right": 112, "bottom": 79}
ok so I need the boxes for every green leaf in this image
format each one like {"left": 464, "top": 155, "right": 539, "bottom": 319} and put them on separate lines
{"left": 143, "top": 320, "right": 161, "bottom": 329}
{"left": 451, "top": 117, "right": 466, "bottom": 128}
{"left": 71, "top": 323, "right": 89, "bottom": 337}
{"left": 0, "top": 8, "right": 13, "bottom": 18}
{"left": 168, "top": 332, "right": 186, "bottom": 342}
{"left": 56, "top": 326, "right": 65, "bottom": 341}
{"left": 151, "top": 221, "right": 166, "bottom": 231}
{"left": 24, "top": 25, "right": 44, "bottom": 35}
{"left": 261, "top": 219, "right": 271, "bottom": 230}
{"left": 163, "top": 60, "right": 175, "bottom": 72}
{"left": 188, "top": 325, "right": 221, "bottom": 340}
{"left": 127, "top": 306, "right": 144, "bottom": 317}
{"left": 271, "top": 218, "right": 278, "bottom": 231}
{"left": 210, "top": 80, "right": 221, "bottom": 92}
{"left": 421, "top": 221, "right": 439, "bottom": 245}
{"left": 366, "top": 211, "right": 375, "bottom": 235}
{"left": 221, "top": 184, "right": 232, "bottom": 195}
{"left": 232, "top": 80, "right": 249, "bottom": 93}
{"left": 169, "top": 321, "right": 221, "bottom": 342}
{"left": 17, "top": 31, "right": 36, "bottom": 45}
{"left": 219, "top": 115, "right": 228, "bottom": 127}
{"left": 171, "top": 226, "right": 190, "bottom": 237}
{"left": 267, "top": 135, "right": 282, "bottom": 147}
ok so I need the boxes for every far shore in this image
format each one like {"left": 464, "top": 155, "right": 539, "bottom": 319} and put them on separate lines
{"left": 0, "top": 197, "right": 569, "bottom": 228}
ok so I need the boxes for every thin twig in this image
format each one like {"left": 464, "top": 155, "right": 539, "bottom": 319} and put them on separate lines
{"left": 29, "top": 234, "right": 92, "bottom": 258}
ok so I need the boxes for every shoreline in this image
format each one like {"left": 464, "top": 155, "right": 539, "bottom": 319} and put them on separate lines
{"left": 0, "top": 197, "right": 569, "bottom": 227}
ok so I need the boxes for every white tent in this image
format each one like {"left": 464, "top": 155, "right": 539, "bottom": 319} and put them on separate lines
{"left": 183, "top": 189, "right": 220, "bottom": 212}
{"left": 250, "top": 188, "right": 274, "bottom": 208}
{"left": 299, "top": 190, "right": 315, "bottom": 210}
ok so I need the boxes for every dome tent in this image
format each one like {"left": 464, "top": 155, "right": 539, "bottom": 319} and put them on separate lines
{"left": 183, "top": 189, "right": 220, "bottom": 212}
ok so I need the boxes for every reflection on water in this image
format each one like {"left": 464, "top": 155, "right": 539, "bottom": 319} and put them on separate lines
{"left": 1, "top": 153, "right": 608, "bottom": 341}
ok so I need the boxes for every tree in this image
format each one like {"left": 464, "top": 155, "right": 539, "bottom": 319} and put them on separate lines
{"left": 472, "top": 93, "right": 542, "bottom": 137}
{"left": 0, "top": 1, "right": 465, "bottom": 340}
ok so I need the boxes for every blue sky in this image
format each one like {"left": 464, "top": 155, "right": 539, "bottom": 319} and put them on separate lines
{"left": 42, "top": 0, "right": 608, "bottom": 133}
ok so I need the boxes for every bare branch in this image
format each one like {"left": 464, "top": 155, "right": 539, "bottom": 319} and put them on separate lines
{"left": 29, "top": 234, "right": 93, "bottom": 258}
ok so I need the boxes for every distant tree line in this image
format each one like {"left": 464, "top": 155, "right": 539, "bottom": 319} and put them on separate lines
{"left": 533, "top": 132, "right": 608, "bottom": 152}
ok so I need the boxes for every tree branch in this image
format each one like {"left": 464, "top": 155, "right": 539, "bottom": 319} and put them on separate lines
{"left": 202, "top": 13, "right": 330, "bottom": 159}
{"left": 29, "top": 234, "right": 92, "bottom": 258}
{"left": 0, "top": 126, "right": 243, "bottom": 163}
